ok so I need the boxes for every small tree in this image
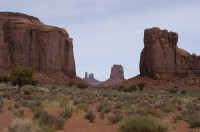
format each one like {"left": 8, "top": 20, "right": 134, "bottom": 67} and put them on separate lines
{"left": 10, "top": 66, "right": 33, "bottom": 93}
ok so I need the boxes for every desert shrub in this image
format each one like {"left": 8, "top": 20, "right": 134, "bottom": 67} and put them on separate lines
{"left": 59, "top": 106, "right": 74, "bottom": 119}
{"left": 120, "top": 114, "right": 168, "bottom": 132}
{"left": 54, "top": 117, "right": 65, "bottom": 129}
{"left": 23, "top": 90, "right": 31, "bottom": 95}
{"left": 22, "top": 95, "right": 35, "bottom": 100}
{"left": 123, "top": 85, "right": 137, "bottom": 92}
{"left": 68, "top": 81, "right": 74, "bottom": 87}
{"left": 177, "top": 106, "right": 183, "bottom": 111}
{"left": 128, "top": 106, "right": 160, "bottom": 118}
{"left": 3, "top": 93, "right": 11, "bottom": 100}
{"left": 43, "top": 97, "right": 67, "bottom": 109}
{"left": 40, "top": 125, "right": 55, "bottom": 132}
{"left": 99, "top": 111, "right": 105, "bottom": 120}
{"left": 114, "top": 102, "right": 123, "bottom": 109}
{"left": 160, "top": 100, "right": 176, "bottom": 113}
{"left": 0, "top": 75, "right": 10, "bottom": 84}
{"left": 34, "top": 109, "right": 55, "bottom": 126}
{"left": 13, "top": 109, "right": 24, "bottom": 117}
{"left": 183, "top": 114, "right": 200, "bottom": 128}
{"left": 182, "top": 102, "right": 200, "bottom": 128}
{"left": 0, "top": 96, "right": 3, "bottom": 111}
{"left": 129, "top": 85, "right": 137, "bottom": 91}
{"left": 108, "top": 113, "right": 123, "bottom": 124}
{"left": 14, "top": 103, "right": 21, "bottom": 109}
{"left": 8, "top": 103, "right": 21, "bottom": 111}
{"left": 76, "top": 83, "right": 88, "bottom": 89}
{"left": 20, "top": 100, "right": 29, "bottom": 107}
{"left": 33, "top": 107, "right": 67, "bottom": 129}
{"left": 5, "top": 118, "right": 41, "bottom": 132}
{"left": 26, "top": 99, "right": 42, "bottom": 109}
{"left": 76, "top": 103, "right": 89, "bottom": 111}
{"left": 185, "top": 102, "right": 199, "bottom": 114}
{"left": 97, "top": 101, "right": 111, "bottom": 113}
{"left": 180, "top": 90, "right": 186, "bottom": 94}
{"left": 189, "top": 116, "right": 200, "bottom": 128}
{"left": 137, "top": 83, "right": 146, "bottom": 91}
{"left": 167, "top": 88, "right": 177, "bottom": 94}
{"left": 31, "top": 80, "right": 39, "bottom": 86}
{"left": 73, "top": 99, "right": 81, "bottom": 105}
{"left": 85, "top": 110, "right": 96, "bottom": 122}
{"left": 102, "top": 106, "right": 112, "bottom": 114}
{"left": 117, "top": 85, "right": 126, "bottom": 91}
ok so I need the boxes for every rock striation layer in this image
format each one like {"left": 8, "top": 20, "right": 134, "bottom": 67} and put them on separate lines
{"left": 0, "top": 12, "right": 76, "bottom": 78}
{"left": 140, "top": 27, "right": 200, "bottom": 77}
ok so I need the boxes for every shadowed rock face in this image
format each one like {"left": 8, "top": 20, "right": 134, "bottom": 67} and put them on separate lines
{"left": 0, "top": 12, "right": 76, "bottom": 77}
{"left": 140, "top": 27, "right": 200, "bottom": 77}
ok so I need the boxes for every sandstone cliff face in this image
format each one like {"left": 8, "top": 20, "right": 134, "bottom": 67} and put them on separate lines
{"left": 110, "top": 65, "right": 124, "bottom": 79}
{"left": 0, "top": 12, "right": 76, "bottom": 77}
{"left": 140, "top": 27, "right": 200, "bottom": 77}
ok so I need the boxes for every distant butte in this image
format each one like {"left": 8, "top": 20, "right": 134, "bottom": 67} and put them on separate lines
{"left": 101, "top": 65, "right": 125, "bottom": 86}
{"left": 83, "top": 72, "right": 101, "bottom": 85}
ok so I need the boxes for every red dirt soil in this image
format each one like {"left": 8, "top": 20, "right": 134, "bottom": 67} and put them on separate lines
{"left": 164, "top": 112, "right": 200, "bottom": 132}
{"left": 0, "top": 99, "right": 33, "bottom": 131}
{"left": 59, "top": 111, "right": 118, "bottom": 132}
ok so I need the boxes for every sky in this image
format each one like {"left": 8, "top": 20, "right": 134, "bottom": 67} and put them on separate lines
{"left": 0, "top": 0, "right": 200, "bottom": 81}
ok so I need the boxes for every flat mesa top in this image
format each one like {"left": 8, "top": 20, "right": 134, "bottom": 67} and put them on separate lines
{"left": 0, "top": 12, "right": 39, "bottom": 21}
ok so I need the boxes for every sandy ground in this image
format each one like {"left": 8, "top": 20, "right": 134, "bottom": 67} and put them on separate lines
{"left": 59, "top": 111, "right": 118, "bottom": 132}
{"left": 0, "top": 96, "right": 199, "bottom": 132}
{"left": 165, "top": 112, "right": 200, "bottom": 132}
{"left": 0, "top": 99, "right": 33, "bottom": 132}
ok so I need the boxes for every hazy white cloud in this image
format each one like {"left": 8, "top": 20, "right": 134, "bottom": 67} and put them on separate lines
{"left": 0, "top": 0, "right": 200, "bottom": 80}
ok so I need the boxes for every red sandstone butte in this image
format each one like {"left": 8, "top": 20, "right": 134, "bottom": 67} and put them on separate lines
{"left": 101, "top": 65, "right": 125, "bottom": 86}
{"left": 140, "top": 27, "right": 200, "bottom": 77}
{"left": 0, "top": 12, "right": 82, "bottom": 84}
